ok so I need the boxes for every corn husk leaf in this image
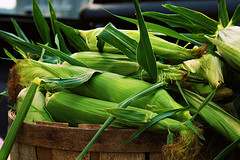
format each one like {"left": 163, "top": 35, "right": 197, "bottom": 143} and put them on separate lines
{"left": 95, "top": 23, "right": 200, "bottom": 64}
{"left": 55, "top": 21, "right": 90, "bottom": 51}
{"left": 218, "top": 0, "right": 229, "bottom": 27}
{"left": 48, "top": 0, "right": 70, "bottom": 54}
{"left": 11, "top": 18, "right": 29, "bottom": 42}
{"left": 15, "top": 59, "right": 91, "bottom": 88}
{"left": 133, "top": 0, "right": 157, "bottom": 82}
{"left": 182, "top": 33, "right": 211, "bottom": 43}
{"left": 0, "top": 78, "right": 39, "bottom": 160}
{"left": 182, "top": 54, "right": 225, "bottom": 89}
{"left": 97, "top": 23, "right": 137, "bottom": 60}
{"left": 143, "top": 12, "right": 208, "bottom": 34}
{"left": 38, "top": 43, "right": 88, "bottom": 67}
{"left": 63, "top": 51, "right": 140, "bottom": 76}
{"left": 230, "top": 4, "right": 240, "bottom": 26}
{"left": 0, "top": 30, "right": 53, "bottom": 58}
{"left": 163, "top": 4, "right": 219, "bottom": 34}
{"left": 104, "top": 9, "right": 201, "bottom": 46}
{"left": 108, "top": 107, "right": 188, "bottom": 146}
{"left": 46, "top": 91, "right": 113, "bottom": 126}
{"left": 33, "top": 0, "right": 51, "bottom": 46}
{"left": 40, "top": 70, "right": 100, "bottom": 90}
{"left": 206, "top": 31, "right": 240, "bottom": 72}
{"left": 16, "top": 88, "right": 52, "bottom": 123}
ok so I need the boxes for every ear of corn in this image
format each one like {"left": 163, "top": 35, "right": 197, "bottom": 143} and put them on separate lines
{"left": 187, "top": 83, "right": 233, "bottom": 101}
{"left": 79, "top": 28, "right": 203, "bottom": 64}
{"left": 45, "top": 90, "right": 201, "bottom": 160}
{"left": 14, "top": 59, "right": 91, "bottom": 87}
{"left": 16, "top": 88, "right": 52, "bottom": 123}
{"left": 45, "top": 91, "right": 112, "bottom": 126}
{"left": 63, "top": 51, "right": 186, "bottom": 82}
{"left": 12, "top": 59, "right": 191, "bottom": 122}
{"left": 207, "top": 26, "right": 240, "bottom": 72}
{"left": 45, "top": 91, "right": 188, "bottom": 131}
{"left": 69, "top": 72, "right": 191, "bottom": 121}
{"left": 182, "top": 54, "right": 225, "bottom": 89}
{"left": 184, "top": 89, "right": 240, "bottom": 148}
{"left": 62, "top": 51, "right": 141, "bottom": 76}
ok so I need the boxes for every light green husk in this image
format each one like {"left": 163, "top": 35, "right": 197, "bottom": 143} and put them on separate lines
{"left": 63, "top": 51, "right": 186, "bottom": 81}
{"left": 11, "top": 59, "right": 191, "bottom": 122}
{"left": 207, "top": 26, "right": 240, "bottom": 72}
{"left": 62, "top": 51, "right": 140, "bottom": 76}
{"left": 79, "top": 28, "right": 201, "bottom": 64}
{"left": 182, "top": 54, "right": 225, "bottom": 89}
{"left": 15, "top": 88, "right": 52, "bottom": 123}
{"left": 46, "top": 91, "right": 201, "bottom": 159}
{"left": 181, "top": 53, "right": 233, "bottom": 100}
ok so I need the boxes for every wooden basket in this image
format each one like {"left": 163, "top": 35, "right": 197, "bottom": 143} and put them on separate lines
{"left": 8, "top": 110, "right": 168, "bottom": 160}
{"left": 8, "top": 110, "right": 238, "bottom": 160}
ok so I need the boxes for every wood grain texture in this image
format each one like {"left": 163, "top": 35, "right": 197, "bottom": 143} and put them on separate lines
{"left": 8, "top": 110, "right": 166, "bottom": 153}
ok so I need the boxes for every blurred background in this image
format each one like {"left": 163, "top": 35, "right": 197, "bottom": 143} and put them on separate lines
{"left": 0, "top": 0, "right": 239, "bottom": 139}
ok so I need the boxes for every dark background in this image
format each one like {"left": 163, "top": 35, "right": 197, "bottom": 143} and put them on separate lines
{"left": 0, "top": 0, "right": 239, "bottom": 139}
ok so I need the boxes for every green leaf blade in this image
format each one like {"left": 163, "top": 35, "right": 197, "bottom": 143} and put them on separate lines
{"left": 0, "top": 79, "right": 39, "bottom": 160}
{"left": 97, "top": 23, "right": 137, "bottom": 60}
{"left": 163, "top": 4, "right": 219, "bottom": 34}
{"left": 11, "top": 18, "right": 29, "bottom": 42}
{"left": 107, "top": 13, "right": 202, "bottom": 46}
{"left": 55, "top": 21, "right": 90, "bottom": 51}
{"left": 134, "top": 0, "right": 157, "bottom": 82}
{"left": 120, "top": 108, "right": 186, "bottom": 146}
{"left": 0, "top": 30, "right": 54, "bottom": 58}
{"left": 48, "top": 0, "right": 71, "bottom": 54}
{"left": 38, "top": 43, "right": 88, "bottom": 67}
{"left": 33, "top": 0, "right": 52, "bottom": 46}
{"left": 230, "top": 4, "right": 240, "bottom": 26}
{"left": 143, "top": 12, "right": 207, "bottom": 34}
{"left": 41, "top": 70, "right": 100, "bottom": 89}
{"left": 218, "top": 0, "right": 229, "bottom": 27}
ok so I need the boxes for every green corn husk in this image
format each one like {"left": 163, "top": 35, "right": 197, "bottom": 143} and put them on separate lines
{"left": 46, "top": 91, "right": 111, "bottom": 126}
{"left": 45, "top": 91, "right": 187, "bottom": 129}
{"left": 11, "top": 59, "right": 91, "bottom": 87}
{"left": 79, "top": 28, "right": 202, "bottom": 64}
{"left": 181, "top": 53, "right": 233, "bottom": 100}
{"left": 184, "top": 89, "right": 240, "bottom": 148}
{"left": 63, "top": 51, "right": 186, "bottom": 81}
{"left": 62, "top": 51, "right": 140, "bottom": 76}
{"left": 187, "top": 83, "right": 233, "bottom": 101}
{"left": 182, "top": 53, "right": 225, "bottom": 89}
{"left": 207, "top": 26, "right": 240, "bottom": 72}
{"left": 10, "top": 59, "right": 191, "bottom": 122}
{"left": 46, "top": 91, "right": 201, "bottom": 159}
{"left": 67, "top": 72, "right": 191, "bottom": 122}
{"left": 15, "top": 88, "right": 52, "bottom": 123}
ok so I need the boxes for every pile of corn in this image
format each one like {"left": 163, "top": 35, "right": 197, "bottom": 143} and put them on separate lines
{"left": 1, "top": 0, "right": 240, "bottom": 160}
